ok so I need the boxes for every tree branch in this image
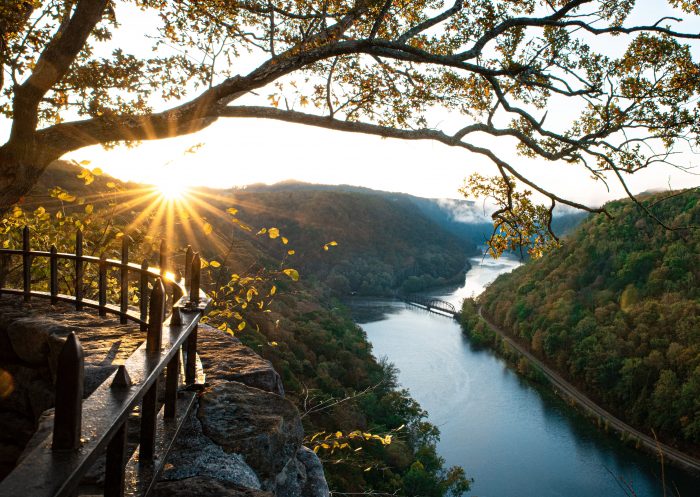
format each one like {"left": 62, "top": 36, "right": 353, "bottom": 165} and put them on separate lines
{"left": 215, "top": 105, "right": 609, "bottom": 215}
{"left": 10, "top": 0, "right": 108, "bottom": 143}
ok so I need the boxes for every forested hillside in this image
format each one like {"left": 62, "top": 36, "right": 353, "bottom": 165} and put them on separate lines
{"left": 224, "top": 188, "right": 474, "bottom": 295}
{"left": 476, "top": 189, "right": 700, "bottom": 452}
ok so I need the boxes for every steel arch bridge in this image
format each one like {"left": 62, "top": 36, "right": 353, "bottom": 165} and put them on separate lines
{"left": 403, "top": 295, "right": 457, "bottom": 317}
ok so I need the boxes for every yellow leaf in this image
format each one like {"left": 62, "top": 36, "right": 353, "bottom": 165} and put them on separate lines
{"left": 106, "top": 182, "right": 117, "bottom": 188}
{"left": 282, "top": 268, "right": 299, "bottom": 281}
{"left": 92, "top": 167, "right": 103, "bottom": 175}
{"left": 246, "top": 288, "right": 257, "bottom": 301}
{"left": 85, "top": 204, "right": 94, "bottom": 214}
{"left": 210, "top": 260, "right": 221, "bottom": 268}
{"left": 79, "top": 160, "right": 91, "bottom": 166}
{"left": 281, "top": 237, "right": 288, "bottom": 245}
{"left": 203, "top": 222, "right": 213, "bottom": 235}
{"left": 227, "top": 207, "right": 238, "bottom": 215}
{"left": 257, "top": 228, "right": 267, "bottom": 235}
{"left": 268, "top": 227, "right": 280, "bottom": 239}
{"left": 269, "top": 285, "right": 277, "bottom": 296}
{"left": 269, "top": 341, "right": 278, "bottom": 346}
{"left": 287, "top": 250, "right": 295, "bottom": 255}
{"left": 237, "top": 321, "right": 246, "bottom": 331}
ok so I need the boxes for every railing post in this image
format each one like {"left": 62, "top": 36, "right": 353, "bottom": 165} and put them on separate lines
{"left": 50, "top": 245, "right": 58, "bottom": 304}
{"left": 22, "top": 226, "right": 30, "bottom": 301}
{"left": 104, "top": 421, "right": 127, "bottom": 497}
{"left": 0, "top": 253, "right": 9, "bottom": 292}
{"left": 189, "top": 252, "right": 200, "bottom": 304}
{"left": 75, "top": 229, "right": 83, "bottom": 310}
{"left": 53, "top": 332, "right": 84, "bottom": 451}
{"left": 139, "top": 259, "right": 149, "bottom": 331}
{"left": 140, "top": 280, "right": 165, "bottom": 461}
{"left": 159, "top": 240, "right": 167, "bottom": 277}
{"left": 99, "top": 253, "right": 107, "bottom": 316}
{"left": 184, "top": 246, "right": 193, "bottom": 284}
{"left": 147, "top": 279, "right": 165, "bottom": 353}
{"left": 120, "top": 236, "right": 129, "bottom": 324}
{"left": 165, "top": 352, "right": 180, "bottom": 419}
{"left": 185, "top": 325, "right": 198, "bottom": 385}
{"left": 185, "top": 253, "right": 200, "bottom": 384}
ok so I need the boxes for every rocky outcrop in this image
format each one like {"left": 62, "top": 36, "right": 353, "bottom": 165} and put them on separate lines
{"left": 155, "top": 476, "right": 273, "bottom": 497}
{"left": 197, "top": 327, "right": 284, "bottom": 396}
{"left": 161, "top": 324, "right": 329, "bottom": 497}
{"left": 0, "top": 299, "right": 330, "bottom": 497}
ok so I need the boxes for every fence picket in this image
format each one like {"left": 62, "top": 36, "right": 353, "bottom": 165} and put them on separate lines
{"left": 99, "top": 253, "right": 107, "bottom": 316}
{"left": 22, "top": 226, "right": 30, "bottom": 301}
{"left": 50, "top": 245, "right": 58, "bottom": 305}
{"left": 139, "top": 259, "right": 149, "bottom": 331}
{"left": 75, "top": 229, "right": 83, "bottom": 310}
{"left": 52, "top": 332, "right": 84, "bottom": 451}
{"left": 120, "top": 236, "right": 129, "bottom": 324}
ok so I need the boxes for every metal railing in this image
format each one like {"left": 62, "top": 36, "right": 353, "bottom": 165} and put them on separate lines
{"left": 0, "top": 227, "right": 211, "bottom": 497}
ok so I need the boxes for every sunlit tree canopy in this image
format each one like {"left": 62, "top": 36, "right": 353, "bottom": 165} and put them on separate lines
{"left": 1, "top": 0, "right": 699, "bottom": 254}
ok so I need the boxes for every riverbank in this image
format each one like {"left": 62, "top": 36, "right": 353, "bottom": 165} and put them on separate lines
{"left": 462, "top": 302, "right": 700, "bottom": 475}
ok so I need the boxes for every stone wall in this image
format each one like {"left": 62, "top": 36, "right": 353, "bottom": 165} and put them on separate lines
{"left": 0, "top": 296, "right": 329, "bottom": 497}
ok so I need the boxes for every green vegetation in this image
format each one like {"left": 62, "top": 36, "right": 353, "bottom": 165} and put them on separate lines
{"left": 477, "top": 189, "right": 700, "bottom": 453}
{"left": 213, "top": 186, "right": 474, "bottom": 296}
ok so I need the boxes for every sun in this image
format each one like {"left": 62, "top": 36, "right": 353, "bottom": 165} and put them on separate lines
{"left": 156, "top": 178, "right": 188, "bottom": 200}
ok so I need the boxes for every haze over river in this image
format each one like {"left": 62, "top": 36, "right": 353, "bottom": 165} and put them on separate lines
{"left": 351, "top": 253, "right": 700, "bottom": 497}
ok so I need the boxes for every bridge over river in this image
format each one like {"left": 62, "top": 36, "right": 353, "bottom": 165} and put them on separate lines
{"left": 403, "top": 296, "right": 458, "bottom": 318}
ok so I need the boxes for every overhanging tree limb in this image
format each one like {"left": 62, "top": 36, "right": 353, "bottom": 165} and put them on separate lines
{"left": 215, "top": 105, "right": 609, "bottom": 216}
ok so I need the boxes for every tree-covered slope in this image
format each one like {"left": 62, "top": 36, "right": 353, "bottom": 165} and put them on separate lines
{"left": 477, "top": 190, "right": 700, "bottom": 452}
{"left": 221, "top": 188, "right": 475, "bottom": 295}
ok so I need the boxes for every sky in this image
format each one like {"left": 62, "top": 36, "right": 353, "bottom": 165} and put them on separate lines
{"left": 5, "top": 1, "right": 700, "bottom": 208}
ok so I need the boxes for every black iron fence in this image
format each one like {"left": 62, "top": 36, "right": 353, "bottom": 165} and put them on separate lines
{"left": 0, "top": 227, "right": 211, "bottom": 497}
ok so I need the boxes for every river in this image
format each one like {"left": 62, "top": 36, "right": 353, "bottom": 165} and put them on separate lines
{"left": 351, "top": 253, "right": 700, "bottom": 497}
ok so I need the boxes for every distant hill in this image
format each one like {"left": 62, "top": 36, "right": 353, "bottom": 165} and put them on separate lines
{"left": 237, "top": 180, "right": 585, "bottom": 248}
{"left": 215, "top": 188, "right": 476, "bottom": 295}
{"left": 474, "top": 189, "right": 700, "bottom": 452}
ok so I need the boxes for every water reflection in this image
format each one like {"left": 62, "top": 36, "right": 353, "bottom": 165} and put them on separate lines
{"left": 352, "top": 252, "right": 700, "bottom": 497}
